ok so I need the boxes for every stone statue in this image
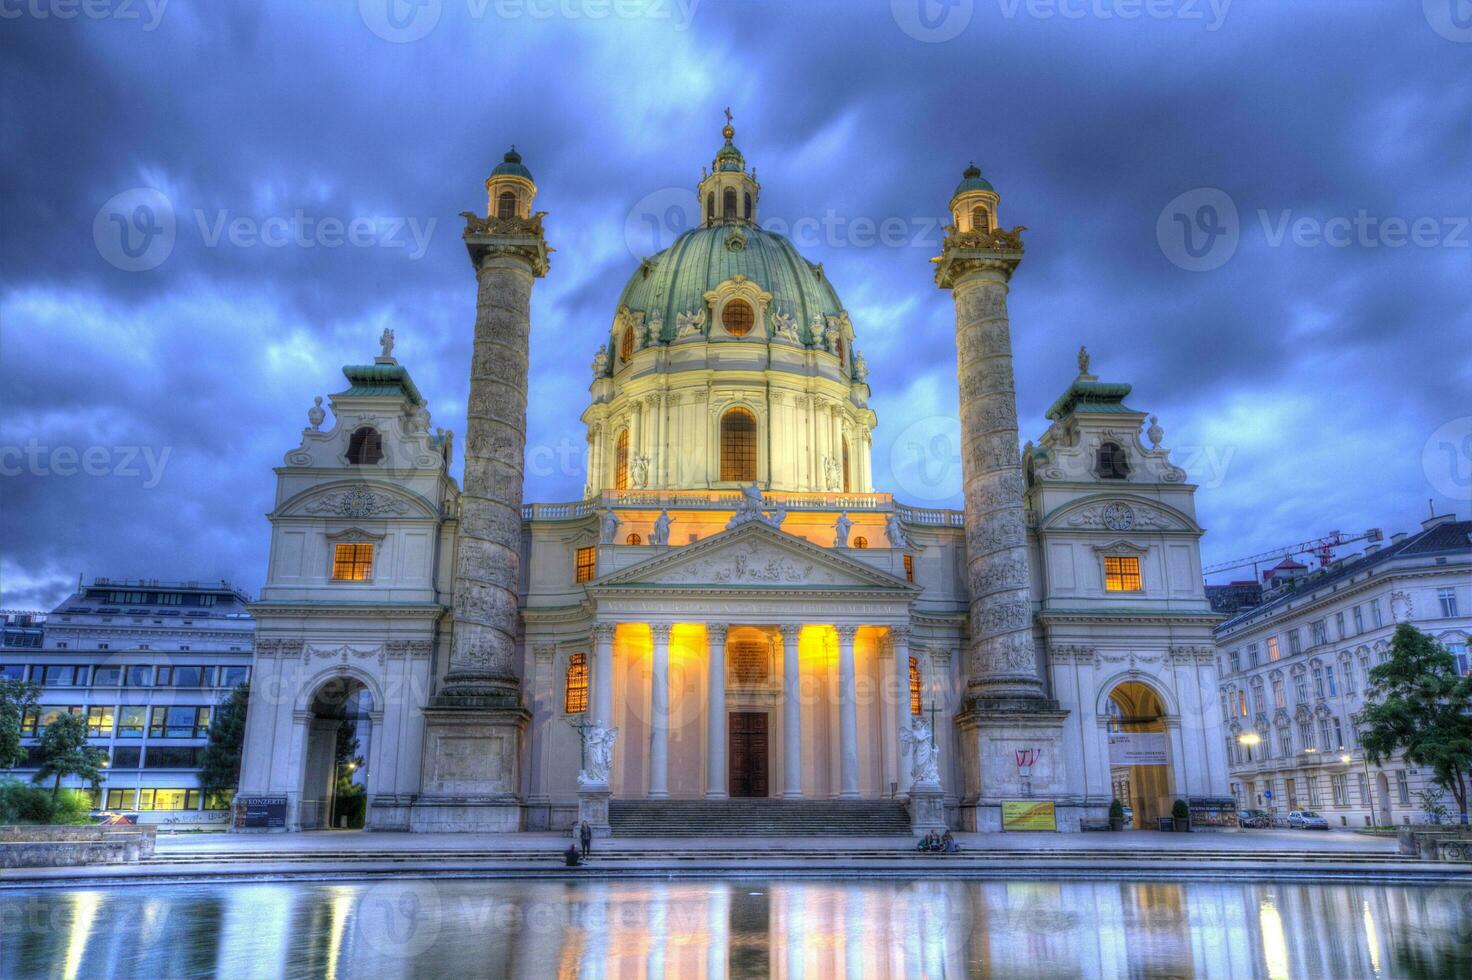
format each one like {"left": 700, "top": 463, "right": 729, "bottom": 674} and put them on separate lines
{"left": 592, "top": 344, "right": 610, "bottom": 378}
{"left": 646, "top": 313, "right": 663, "bottom": 343}
{"left": 824, "top": 322, "right": 842, "bottom": 353}
{"left": 307, "top": 396, "right": 325, "bottom": 431}
{"left": 852, "top": 350, "right": 869, "bottom": 383}
{"left": 675, "top": 307, "right": 707, "bottom": 339}
{"left": 823, "top": 455, "right": 842, "bottom": 491}
{"left": 899, "top": 717, "right": 942, "bottom": 786}
{"left": 629, "top": 454, "right": 650, "bottom": 489}
{"left": 762, "top": 497, "right": 788, "bottom": 530}
{"left": 1147, "top": 415, "right": 1163, "bottom": 449}
{"left": 885, "top": 511, "right": 910, "bottom": 549}
{"left": 598, "top": 510, "right": 620, "bottom": 544}
{"left": 379, "top": 327, "right": 395, "bottom": 360}
{"left": 833, "top": 512, "right": 852, "bottom": 548}
{"left": 410, "top": 403, "right": 431, "bottom": 433}
{"left": 1077, "top": 345, "right": 1090, "bottom": 376}
{"left": 650, "top": 509, "right": 674, "bottom": 546}
{"left": 770, "top": 310, "right": 799, "bottom": 341}
{"left": 727, "top": 482, "right": 788, "bottom": 530}
{"left": 577, "top": 725, "right": 619, "bottom": 787}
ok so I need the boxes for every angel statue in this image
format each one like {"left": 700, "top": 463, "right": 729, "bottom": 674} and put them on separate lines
{"left": 899, "top": 716, "right": 942, "bottom": 786}
{"left": 675, "top": 308, "right": 708, "bottom": 339}
{"left": 577, "top": 726, "right": 619, "bottom": 787}
{"left": 592, "top": 344, "right": 610, "bottom": 378}
{"left": 379, "top": 327, "right": 395, "bottom": 359}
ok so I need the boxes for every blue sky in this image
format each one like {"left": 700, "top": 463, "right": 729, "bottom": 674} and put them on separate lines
{"left": 2, "top": 0, "right": 1469, "bottom": 609}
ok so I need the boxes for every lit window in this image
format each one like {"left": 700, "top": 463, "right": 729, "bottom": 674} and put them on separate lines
{"left": 564, "top": 653, "right": 588, "bottom": 714}
{"left": 332, "top": 543, "right": 374, "bottom": 581}
{"left": 496, "top": 190, "right": 517, "bottom": 219}
{"left": 1103, "top": 556, "right": 1142, "bottom": 592}
{"left": 909, "top": 656, "right": 922, "bottom": 716}
{"left": 346, "top": 427, "right": 384, "bottom": 465}
{"left": 1266, "top": 637, "right": 1280, "bottom": 662}
{"left": 614, "top": 430, "right": 629, "bottom": 490}
{"left": 575, "top": 546, "right": 596, "bottom": 584}
{"left": 841, "top": 438, "right": 851, "bottom": 493}
{"left": 87, "top": 706, "right": 114, "bottom": 736}
{"left": 720, "top": 408, "right": 757, "bottom": 482}
{"left": 852, "top": 536, "right": 869, "bottom": 549}
{"left": 625, "top": 533, "right": 642, "bottom": 545}
{"left": 620, "top": 326, "right": 634, "bottom": 363}
{"left": 970, "top": 204, "right": 989, "bottom": 231}
{"left": 721, "top": 300, "right": 754, "bottom": 337}
{"left": 903, "top": 554, "right": 914, "bottom": 582}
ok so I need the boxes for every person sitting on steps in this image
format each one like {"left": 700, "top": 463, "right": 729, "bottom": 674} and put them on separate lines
{"left": 564, "top": 843, "right": 581, "bottom": 867}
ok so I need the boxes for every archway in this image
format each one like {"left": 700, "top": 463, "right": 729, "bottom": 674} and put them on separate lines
{"left": 299, "top": 677, "right": 374, "bottom": 830}
{"left": 1106, "top": 681, "right": 1173, "bottom": 829}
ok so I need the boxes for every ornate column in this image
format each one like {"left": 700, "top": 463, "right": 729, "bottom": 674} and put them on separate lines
{"left": 706, "top": 624, "right": 728, "bottom": 799}
{"left": 593, "top": 622, "right": 615, "bottom": 727}
{"left": 649, "top": 623, "right": 671, "bottom": 799}
{"left": 528, "top": 643, "right": 556, "bottom": 814}
{"left": 836, "top": 625, "right": 859, "bottom": 799}
{"left": 890, "top": 626, "right": 913, "bottom": 798}
{"left": 780, "top": 624, "right": 803, "bottom": 799}
{"left": 417, "top": 162, "right": 549, "bottom": 833}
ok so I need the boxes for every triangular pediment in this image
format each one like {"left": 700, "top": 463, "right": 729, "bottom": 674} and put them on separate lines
{"left": 590, "top": 521, "right": 917, "bottom": 593}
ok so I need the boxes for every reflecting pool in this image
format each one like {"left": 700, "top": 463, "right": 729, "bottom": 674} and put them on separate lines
{"left": 3, "top": 877, "right": 1469, "bottom": 978}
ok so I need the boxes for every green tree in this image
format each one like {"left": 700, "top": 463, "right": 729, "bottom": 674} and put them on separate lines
{"left": 32, "top": 712, "right": 106, "bottom": 799}
{"left": 199, "top": 683, "right": 250, "bottom": 799}
{"left": 1360, "top": 623, "right": 1472, "bottom": 825}
{"left": 0, "top": 679, "right": 40, "bottom": 770}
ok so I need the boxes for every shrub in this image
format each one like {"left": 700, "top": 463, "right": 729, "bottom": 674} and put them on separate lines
{"left": 1109, "top": 799, "right": 1125, "bottom": 822}
{"left": 1172, "top": 798, "right": 1190, "bottom": 821}
{"left": 0, "top": 780, "right": 95, "bottom": 825}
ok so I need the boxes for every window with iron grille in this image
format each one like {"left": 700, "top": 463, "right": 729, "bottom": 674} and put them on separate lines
{"left": 909, "top": 656, "right": 922, "bottom": 716}
{"left": 841, "top": 438, "right": 851, "bottom": 492}
{"left": 496, "top": 191, "right": 517, "bottom": 219}
{"left": 719, "top": 408, "right": 757, "bottom": 481}
{"left": 721, "top": 300, "right": 754, "bottom": 336}
{"left": 903, "top": 554, "right": 914, "bottom": 582}
{"left": 574, "top": 546, "right": 596, "bottom": 584}
{"left": 1103, "top": 556, "right": 1141, "bottom": 592}
{"left": 332, "top": 543, "right": 373, "bottom": 581}
{"left": 614, "top": 430, "right": 629, "bottom": 490}
{"left": 564, "top": 653, "right": 588, "bottom": 713}
{"left": 620, "top": 326, "right": 634, "bottom": 362}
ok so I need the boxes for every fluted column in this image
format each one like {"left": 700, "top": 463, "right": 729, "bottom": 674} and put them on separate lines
{"left": 836, "top": 625, "right": 859, "bottom": 799}
{"left": 781, "top": 624, "right": 803, "bottom": 799}
{"left": 891, "top": 626, "right": 913, "bottom": 797}
{"left": 593, "top": 622, "right": 615, "bottom": 727}
{"left": 706, "top": 623, "right": 728, "bottom": 799}
{"left": 649, "top": 623, "right": 671, "bottom": 799}
{"left": 935, "top": 225, "right": 1041, "bottom": 701}
{"left": 443, "top": 212, "right": 549, "bottom": 702}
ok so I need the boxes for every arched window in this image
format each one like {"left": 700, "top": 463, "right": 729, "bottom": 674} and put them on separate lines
{"left": 841, "top": 437, "right": 851, "bottom": 493}
{"left": 614, "top": 430, "right": 630, "bottom": 490}
{"left": 721, "top": 299, "right": 754, "bottom": 336}
{"left": 564, "top": 653, "right": 588, "bottom": 713}
{"left": 719, "top": 408, "right": 757, "bottom": 482}
{"left": 706, "top": 192, "right": 715, "bottom": 224}
{"left": 723, "top": 188, "right": 737, "bottom": 219}
{"left": 1096, "top": 441, "right": 1130, "bottom": 479}
{"left": 620, "top": 325, "right": 634, "bottom": 362}
{"left": 346, "top": 426, "right": 383, "bottom": 465}
{"left": 743, "top": 192, "right": 752, "bottom": 220}
{"left": 625, "top": 532, "right": 642, "bottom": 545}
{"left": 971, "top": 205, "right": 989, "bottom": 231}
{"left": 909, "top": 656, "right": 922, "bottom": 716}
{"left": 497, "top": 191, "right": 518, "bottom": 220}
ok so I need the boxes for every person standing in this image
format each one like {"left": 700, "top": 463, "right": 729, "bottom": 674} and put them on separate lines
{"left": 579, "top": 820, "right": 593, "bottom": 860}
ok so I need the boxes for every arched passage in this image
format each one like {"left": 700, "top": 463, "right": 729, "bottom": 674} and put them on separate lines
{"left": 299, "top": 676, "right": 374, "bottom": 830}
{"left": 1106, "top": 681, "right": 1173, "bottom": 829}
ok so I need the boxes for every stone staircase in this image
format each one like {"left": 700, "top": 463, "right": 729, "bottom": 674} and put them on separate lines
{"left": 608, "top": 799, "right": 912, "bottom": 837}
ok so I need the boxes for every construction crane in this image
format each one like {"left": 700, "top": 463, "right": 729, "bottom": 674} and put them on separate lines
{"left": 1204, "top": 528, "right": 1384, "bottom": 579}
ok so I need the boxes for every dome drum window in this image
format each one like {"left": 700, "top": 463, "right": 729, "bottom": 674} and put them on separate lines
{"left": 721, "top": 299, "right": 755, "bottom": 337}
{"left": 719, "top": 408, "right": 757, "bottom": 482}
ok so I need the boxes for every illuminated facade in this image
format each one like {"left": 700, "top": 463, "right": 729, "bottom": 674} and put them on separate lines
{"left": 236, "top": 124, "right": 1229, "bottom": 832}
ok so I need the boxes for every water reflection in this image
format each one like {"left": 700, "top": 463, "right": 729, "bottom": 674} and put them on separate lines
{"left": 2, "top": 877, "right": 1469, "bottom": 979}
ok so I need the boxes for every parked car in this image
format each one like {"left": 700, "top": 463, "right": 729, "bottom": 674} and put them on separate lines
{"left": 1287, "top": 810, "right": 1329, "bottom": 830}
{"left": 1237, "top": 809, "right": 1272, "bottom": 829}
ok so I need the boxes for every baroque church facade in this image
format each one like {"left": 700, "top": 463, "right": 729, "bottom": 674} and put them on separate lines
{"left": 236, "top": 123, "right": 1230, "bottom": 834}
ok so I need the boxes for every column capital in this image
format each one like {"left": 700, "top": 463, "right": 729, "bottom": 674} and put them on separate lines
{"left": 706, "top": 623, "right": 728, "bottom": 644}
{"left": 463, "top": 212, "right": 551, "bottom": 277}
{"left": 889, "top": 624, "right": 912, "bottom": 644}
{"left": 650, "top": 623, "right": 673, "bottom": 643}
{"left": 532, "top": 642, "right": 556, "bottom": 664}
{"left": 592, "top": 622, "right": 616, "bottom": 643}
{"left": 778, "top": 624, "right": 802, "bottom": 643}
{"left": 835, "top": 625, "right": 859, "bottom": 644}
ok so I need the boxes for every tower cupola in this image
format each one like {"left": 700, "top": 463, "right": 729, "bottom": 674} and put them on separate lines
{"left": 949, "top": 162, "right": 1000, "bottom": 235}
{"left": 698, "top": 109, "right": 761, "bottom": 227}
{"left": 485, "top": 146, "right": 537, "bottom": 220}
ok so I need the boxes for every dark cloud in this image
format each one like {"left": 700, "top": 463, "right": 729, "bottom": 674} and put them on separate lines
{"left": 2, "top": 0, "right": 1469, "bottom": 608}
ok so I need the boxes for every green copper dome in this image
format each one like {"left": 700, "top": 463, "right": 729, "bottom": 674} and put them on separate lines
{"left": 616, "top": 224, "right": 845, "bottom": 345}
{"left": 491, "top": 147, "right": 533, "bottom": 181}
{"left": 952, "top": 162, "right": 994, "bottom": 197}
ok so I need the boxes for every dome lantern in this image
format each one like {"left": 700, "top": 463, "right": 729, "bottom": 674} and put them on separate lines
{"left": 485, "top": 146, "right": 537, "bottom": 220}
{"left": 698, "top": 108, "right": 760, "bottom": 227}
{"left": 949, "top": 161, "right": 1000, "bottom": 235}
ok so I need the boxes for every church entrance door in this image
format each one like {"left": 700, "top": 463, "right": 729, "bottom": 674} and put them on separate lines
{"left": 728, "top": 712, "right": 769, "bottom": 798}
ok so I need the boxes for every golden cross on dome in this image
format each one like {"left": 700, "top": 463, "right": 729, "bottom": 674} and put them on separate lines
{"left": 724, "top": 106, "right": 733, "bottom": 125}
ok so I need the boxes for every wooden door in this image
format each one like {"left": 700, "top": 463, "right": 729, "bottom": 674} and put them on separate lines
{"left": 728, "top": 712, "right": 769, "bottom": 798}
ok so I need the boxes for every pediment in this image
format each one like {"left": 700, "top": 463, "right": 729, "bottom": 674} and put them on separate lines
{"left": 590, "top": 521, "right": 917, "bottom": 593}
{"left": 275, "top": 481, "right": 440, "bottom": 521}
{"left": 1041, "top": 495, "right": 1197, "bottom": 533}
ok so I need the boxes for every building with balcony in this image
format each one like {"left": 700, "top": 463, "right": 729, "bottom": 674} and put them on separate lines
{"left": 1215, "top": 514, "right": 1471, "bottom": 827}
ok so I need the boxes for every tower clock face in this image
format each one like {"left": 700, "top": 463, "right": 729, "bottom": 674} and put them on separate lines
{"left": 1102, "top": 502, "right": 1135, "bottom": 531}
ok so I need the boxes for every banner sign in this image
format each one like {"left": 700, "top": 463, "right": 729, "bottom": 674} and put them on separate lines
{"left": 1188, "top": 796, "right": 1239, "bottom": 828}
{"left": 1108, "top": 732, "right": 1168, "bottom": 767}
{"left": 1002, "top": 800, "right": 1057, "bottom": 832}
{"left": 235, "top": 796, "right": 287, "bottom": 830}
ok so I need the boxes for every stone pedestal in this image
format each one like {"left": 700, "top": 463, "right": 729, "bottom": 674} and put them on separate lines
{"left": 956, "top": 699, "right": 1072, "bottom": 832}
{"left": 577, "top": 784, "right": 613, "bottom": 839}
{"left": 411, "top": 704, "right": 530, "bottom": 832}
{"left": 906, "top": 781, "right": 947, "bottom": 835}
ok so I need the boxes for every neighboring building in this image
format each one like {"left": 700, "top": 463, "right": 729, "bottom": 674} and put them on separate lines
{"left": 1, "top": 611, "right": 46, "bottom": 652}
{"left": 1206, "top": 581, "right": 1263, "bottom": 616}
{"left": 237, "top": 124, "right": 1230, "bottom": 833}
{"left": 1215, "top": 515, "right": 1472, "bottom": 827}
{"left": 2, "top": 579, "right": 254, "bottom": 827}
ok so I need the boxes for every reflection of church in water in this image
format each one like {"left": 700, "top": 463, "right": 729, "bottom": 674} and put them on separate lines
{"left": 235, "top": 119, "right": 1229, "bottom": 833}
